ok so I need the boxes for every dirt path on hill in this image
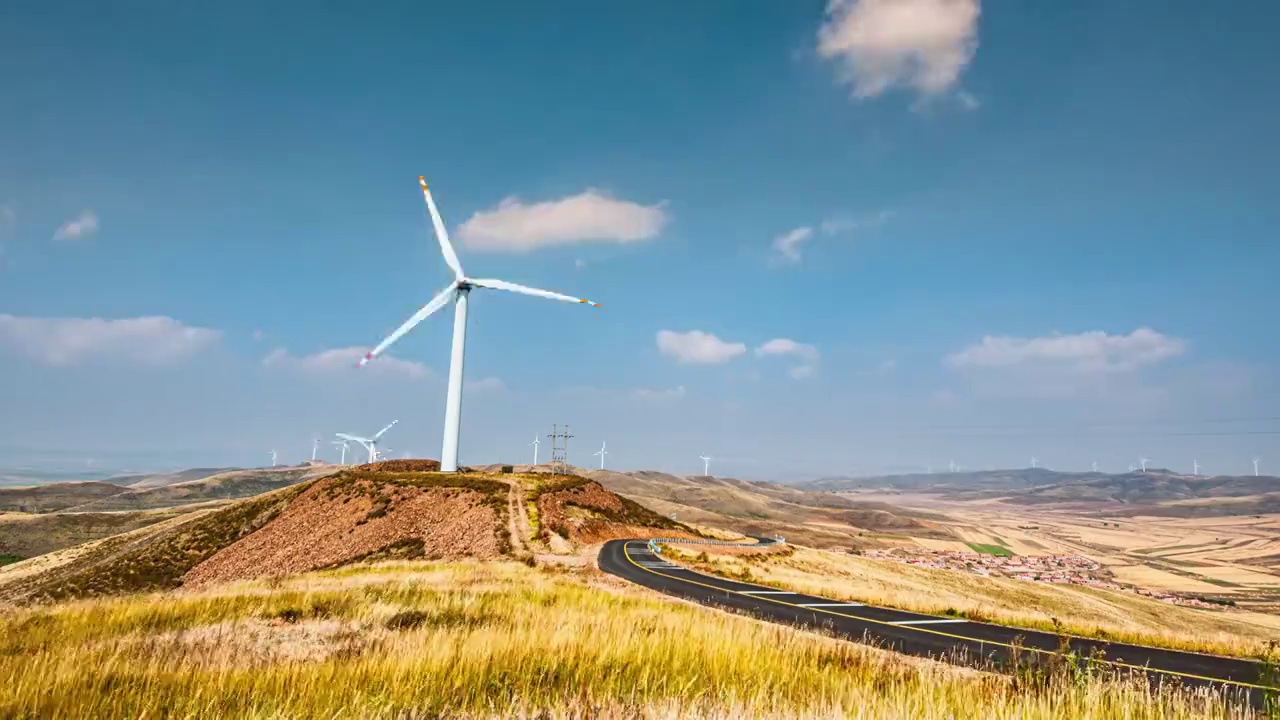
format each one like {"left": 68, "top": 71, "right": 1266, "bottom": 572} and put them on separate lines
{"left": 507, "top": 479, "right": 530, "bottom": 557}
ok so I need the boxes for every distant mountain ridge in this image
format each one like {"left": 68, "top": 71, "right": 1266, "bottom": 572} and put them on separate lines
{"left": 802, "top": 468, "right": 1280, "bottom": 512}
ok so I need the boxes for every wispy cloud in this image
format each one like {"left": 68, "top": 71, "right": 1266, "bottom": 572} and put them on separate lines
{"left": 770, "top": 210, "right": 891, "bottom": 266}
{"left": 53, "top": 210, "right": 99, "bottom": 241}
{"left": 656, "top": 330, "right": 746, "bottom": 365}
{"left": 756, "top": 338, "right": 821, "bottom": 379}
{"left": 457, "top": 190, "right": 667, "bottom": 253}
{"left": 817, "top": 0, "right": 981, "bottom": 100}
{"left": 0, "top": 314, "right": 221, "bottom": 367}
{"left": 263, "top": 346, "right": 429, "bottom": 380}
{"left": 947, "top": 328, "right": 1186, "bottom": 373}
{"left": 633, "top": 385, "right": 686, "bottom": 401}
{"left": 770, "top": 227, "right": 814, "bottom": 265}
{"left": 466, "top": 376, "right": 506, "bottom": 394}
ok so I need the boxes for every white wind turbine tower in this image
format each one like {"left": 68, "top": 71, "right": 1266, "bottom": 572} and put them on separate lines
{"left": 269, "top": 449, "right": 278, "bottom": 467}
{"left": 1139, "top": 457, "right": 1151, "bottom": 472}
{"left": 529, "top": 435, "right": 540, "bottom": 465}
{"left": 1030, "top": 457, "right": 1038, "bottom": 469}
{"left": 1254, "top": 458, "right": 1262, "bottom": 477}
{"left": 593, "top": 442, "right": 609, "bottom": 470}
{"left": 1193, "top": 459, "right": 1200, "bottom": 477}
{"left": 331, "top": 439, "right": 349, "bottom": 465}
{"left": 1091, "top": 460, "right": 1098, "bottom": 473}
{"left": 356, "top": 176, "right": 600, "bottom": 472}
{"left": 699, "top": 455, "right": 712, "bottom": 476}
{"left": 336, "top": 420, "right": 399, "bottom": 464}
{"left": 311, "top": 438, "right": 320, "bottom": 462}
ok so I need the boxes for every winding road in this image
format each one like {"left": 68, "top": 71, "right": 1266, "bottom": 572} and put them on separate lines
{"left": 599, "top": 539, "right": 1274, "bottom": 707}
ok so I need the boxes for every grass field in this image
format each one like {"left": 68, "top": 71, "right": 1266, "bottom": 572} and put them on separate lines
{"left": 664, "top": 544, "right": 1280, "bottom": 659}
{"left": 0, "top": 560, "right": 1255, "bottom": 718}
{"left": 966, "top": 542, "right": 1014, "bottom": 556}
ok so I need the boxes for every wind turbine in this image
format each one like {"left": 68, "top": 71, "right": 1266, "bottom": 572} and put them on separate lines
{"left": 311, "top": 438, "right": 320, "bottom": 462}
{"left": 1193, "top": 459, "right": 1200, "bottom": 477}
{"left": 356, "top": 177, "right": 600, "bottom": 472}
{"left": 331, "top": 439, "right": 349, "bottom": 465}
{"left": 593, "top": 442, "right": 608, "bottom": 470}
{"left": 1139, "top": 457, "right": 1151, "bottom": 472}
{"left": 336, "top": 420, "right": 399, "bottom": 464}
{"left": 1091, "top": 460, "right": 1098, "bottom": 473}
{"left": 699, "top": 455, "right": 712, "bottom": 476}
{"left": 270, "top": 449, "right": 278, "bottom": 467}
{"left": 1255, "top": 458, "right": 1262, "bottom": 477}
{"left": 948, "top": 459, "right": 957, "bottom": 473}
{"left": 529, "top": 435, "right": 540, "bottom": 465}
{"left": 1030, "top": 456, "right": 1038, "bottom": 469}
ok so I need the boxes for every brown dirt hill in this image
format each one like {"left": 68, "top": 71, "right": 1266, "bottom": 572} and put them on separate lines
{"left": 183, "top": 469, "right": 506, "bottom": 587}
{"left": 0, "top": 482, "right": 128, "bottom": 513}
{"left": 0, "top": 462, "right": 695, "bottom": 603}
{"left": 62, "top": 466, "right": 335, "bottom": 512}
{"left": 535, "top": 477, "right": 694, "bottom": 545}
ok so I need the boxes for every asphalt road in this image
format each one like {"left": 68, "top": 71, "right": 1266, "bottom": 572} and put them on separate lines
{"left": 599, "top": 539, "right": 1275, "bottom": 707}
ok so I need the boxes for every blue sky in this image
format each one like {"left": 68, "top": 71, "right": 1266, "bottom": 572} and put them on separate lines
{"left": 1, "top": 1, "right": 1277, "bottom": 478}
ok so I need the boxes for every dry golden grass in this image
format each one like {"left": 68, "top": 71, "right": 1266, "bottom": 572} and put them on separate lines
{"left": 665, "top": 544, "right": 1280, "bottom": 660}
{"left": 0, "top": 560, "right": 1256, "bottom": 718}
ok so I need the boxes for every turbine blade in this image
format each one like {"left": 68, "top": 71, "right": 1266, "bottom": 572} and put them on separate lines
{"left": 335, "top": 433, "right": 366, "bottom": 443}
{"left": 357, "top": 284, "right": 456, "bottom": 367}
{"left": 469, "top": 278, "right": 600, "bottom": 307}
{"left": 374, "top": 419, "right": 399, "bottom": 440}
{"left": 419, "top": 177, "right": 464, "bottom": 279}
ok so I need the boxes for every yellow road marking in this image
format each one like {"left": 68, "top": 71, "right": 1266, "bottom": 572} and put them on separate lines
{"left": 621, "top": 542, "right": 1274, "bottom": 692}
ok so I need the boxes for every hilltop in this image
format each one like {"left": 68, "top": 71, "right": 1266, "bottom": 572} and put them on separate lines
{"left": 0, "top": 462, "right": 694, "bottom": 604}
{"left": 110, "top": 467, "right": 243, "bottom": 489}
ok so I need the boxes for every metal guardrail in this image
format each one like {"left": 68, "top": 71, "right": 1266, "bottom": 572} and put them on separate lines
{"left": 647, "top": 535, "right": 785, "bottom": 554}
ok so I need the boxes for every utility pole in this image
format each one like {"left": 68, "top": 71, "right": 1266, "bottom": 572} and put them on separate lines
{"left": 548, "top": 424, "right": 573, "bottom": 476}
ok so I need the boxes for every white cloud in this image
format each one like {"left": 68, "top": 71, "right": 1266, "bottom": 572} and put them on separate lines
{"left": 656, "top": 330, "right": 746, "bottom": 365}
{"left": 0, "top": 314, "right": 221, "bottom": 367}
{"left": 947, "top": 328, "right": 1187, "bottom": 373}
{"left": 771, "top": 226, "right": 814, "bottom": 265}
{"left": 633, "top": 385, "right": 686, "bottom": 401}
{"left": 756, "top": 338, "right": 821, "bottom": 379}
{"left": 457, "top": 190, "right": 667, "bottom": 253}
{"left": 263, "top": 346, "right": 429, "bottom": 380}
{"left": 772, "top": 211, "right": 891, "bottom": 266}
{"left": 466, "top": 377, "right": 506, "bottom": 394}
{"left": 788, "top": 365, "right": 817, "bottom": 380}
{"left": 817, "top": 0, "right": 981, "bottom": 100}
{"left": 53, "top": 210, "right": 99, "bottom": 241}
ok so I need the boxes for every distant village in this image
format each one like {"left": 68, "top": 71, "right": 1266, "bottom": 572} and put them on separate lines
{"left": 861, "top": 548, "right": 1224, "bottom": 609}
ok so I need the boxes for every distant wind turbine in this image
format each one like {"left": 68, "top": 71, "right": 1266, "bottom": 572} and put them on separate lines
{"left": 700, "top": 455, "right": 712, "bottom": 476}
{"left": 1129, "top": 464, "right": 1136, "bottom": 472}
{"left": 593, "top": 442, "right": 609, "bottom": 470}
{"left": 270, "top": 449, "right": 278, "bottom": 467}
{"left": 354, "top": 176, "right": 600, "bottom": 472}
{"left": 1030, "top": 457, "right": 1038, "bottom": 469}
{"left": 1255, "top": 458, "right": 1262, "bottom": 477}
{"left": 311, "top": 438, "right": 320, "bottom": 462}
{"left": 529, "top": 435, "right": 540, "bottom": 465}
{"left": 336, "top": 420, "right": 399, "bottom": 464}
{"left": 1139, "top": 457, "right": 1151, "bottom": 472}
{"left": 1091, "top": 460, "right": 1098, "bottom": 473}
{"left": 331, "top": 439, "right": 349, "bottom": 465}
{"left": 1193, "top": 459, "right": 1200, "bottom": 476}
{"left": 948, "top": 460, "right": 957, "bottom": 473}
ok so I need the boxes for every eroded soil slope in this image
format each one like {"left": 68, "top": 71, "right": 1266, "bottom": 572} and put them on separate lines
{"left": 183, "top": 471, "right": 506, "bottom": 586}
{"left": 537, "top": 478, "right": 694, "bottom": 544}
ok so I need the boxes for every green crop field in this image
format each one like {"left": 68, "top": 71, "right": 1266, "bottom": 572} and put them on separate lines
{"left": 966, "top": 542, "right": 1014, "bottom": 557}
